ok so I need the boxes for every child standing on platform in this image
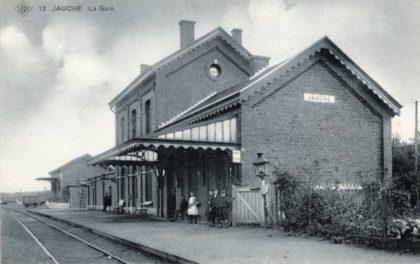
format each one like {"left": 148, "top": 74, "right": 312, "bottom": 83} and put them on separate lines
{"left": 218, "top": 190, "right": 231, "bottom": 228}
{"left": 187, "top": 191, "right": 199, "bottom": 224}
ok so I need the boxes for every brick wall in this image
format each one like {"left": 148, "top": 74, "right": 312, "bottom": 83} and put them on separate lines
{"left": 155, "top": 37, "right": 250, "bottom": 127}
{"left": 241, "top": 51, "right": 392, "bottom": 187}
{"left": 114, "top": 78, "right": 154, "bottom": 144}
{"left": 113, "top": 37, "right": 250, "bottom": 143}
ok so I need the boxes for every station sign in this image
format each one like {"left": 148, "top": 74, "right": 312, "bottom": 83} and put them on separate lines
{"left": 232, "top": 150, "right": 241, "bottom": 163}
{"left": 304, "top": 93, "right": 335, "bottom": 103}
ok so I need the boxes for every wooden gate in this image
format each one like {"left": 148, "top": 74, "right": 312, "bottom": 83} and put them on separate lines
{"left": 232, "top": 185, "right": 264, "bottom": 226}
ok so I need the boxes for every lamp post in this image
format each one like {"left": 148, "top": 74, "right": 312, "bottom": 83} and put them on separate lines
{"left": 253, "top": 153, "right": 268, "bottom": 178}
{"left": 253, "top": 153, "right": 271, "bottom": 227}
{"left": 151, "top": 165, "right": 165, "bottom": 217}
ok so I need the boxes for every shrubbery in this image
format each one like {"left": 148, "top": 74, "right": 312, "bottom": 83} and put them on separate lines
{"left": 273, "top": 161, "right": 419, "bottom": 249}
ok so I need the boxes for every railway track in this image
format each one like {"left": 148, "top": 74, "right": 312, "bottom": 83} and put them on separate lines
{"left": 8, "top": 209, "right": 170, "bottom": 264}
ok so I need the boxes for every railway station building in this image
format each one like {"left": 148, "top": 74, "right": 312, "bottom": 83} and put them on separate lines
{"left": 89, "top": 20, "right": 401, "bottom": 223}
{"left": 37, "top": 154, "right": 106, "bottom": 202}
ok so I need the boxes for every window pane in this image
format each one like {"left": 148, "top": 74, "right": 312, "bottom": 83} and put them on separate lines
{"left": 145, "top": 100, "right": 151, "bottom": 134}
{"left": 158, "top": 135, "right": 165, "bottom": 139}
{"left": 183, "top": 129, "right": 191, "bottom": 140}
{"left": 230, "top": 118, "right": 237, "bottom": 142}
{"left": 223, "top": 119, "right": 230, "bottom": 142}
{"left": 166, "top": 133, "right": 174, "bottom": 139}
{"left": 175, "top": 131, "right": 182, "bottom": 139}
{"left": 215, "top": 122, "right": 223, "bottom": 142}
{"left": 207, "top": 123, "right": 215, "bottom": 142}
{"left": 191, "top": 127, "right": 199, "bottom": 140}
{"left": 199, "top": 126, "right": 207, "bottom": 141}
{"left": 131, "top": 109, "right": 137, "bottom": 138}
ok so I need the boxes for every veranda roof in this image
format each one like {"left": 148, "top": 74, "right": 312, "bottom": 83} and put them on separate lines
{"left": 89, "top": 137, "right": 240, "bottom": 166}
{"left": 36, "top": 177, "right": 58, "bottom": 182}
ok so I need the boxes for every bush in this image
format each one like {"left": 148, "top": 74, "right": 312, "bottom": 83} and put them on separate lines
{"left": 273, "top": 161, "right": 420, "bottom": 251}
{"left": 274, "top": 163, "right": 384, "bottom": 240}
{"left": 388, "top": 186, "right": 414, "bottom": 218}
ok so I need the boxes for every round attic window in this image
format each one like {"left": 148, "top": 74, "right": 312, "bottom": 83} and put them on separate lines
{"left": 208, "top": 64, "right": 221, "bottom": 78}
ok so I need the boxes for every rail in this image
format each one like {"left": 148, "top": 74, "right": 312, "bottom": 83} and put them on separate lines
{"left": 9, "top": 209, "right": 130, "bottom": 264}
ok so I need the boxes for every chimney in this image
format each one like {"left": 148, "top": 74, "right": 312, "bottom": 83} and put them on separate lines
{"left": 140, "top": 64, "right": 149, "bottom": 74}
{"left": 179, "top": 20, "right": 195, "bottom": 49}
{"left": 231, "top": 28, "right": 242, "bottom": 45}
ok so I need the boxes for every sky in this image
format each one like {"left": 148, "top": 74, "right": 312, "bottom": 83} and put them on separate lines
{"left": 0, "top": 0, "right": 419, "bottom": 192}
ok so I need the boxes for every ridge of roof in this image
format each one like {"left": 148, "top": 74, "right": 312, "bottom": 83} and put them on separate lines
{"left": 321, "top": 37, "right": 402, "bottom": 111}
{"left": 240, "top": 36, "right": 401, "bottom": 115}
{"left": 239, "top": 37, "right": 331, "bottom": 94}
{"left": 49, "top": 153, "right": 92, "bottom": 174}
{"left": 109, "top": 27, "right": 255, "bottom": 108}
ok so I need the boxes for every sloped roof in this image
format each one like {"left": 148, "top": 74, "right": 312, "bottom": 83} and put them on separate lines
{"left": 36, "top": 177, "right": 58, "bottom": 182}
{"left": 49, "top": 154, "right": 92, "bottom": 174}
{"left": 156, "top": 36, "right": 402, "bottom": 131}
{"left": 239, "top": 36, "right": 401, "bottom": 113}
{"left": 109, "top": 27, "right": 261, "bottom": 108}
{"left": 156, "top": 81, "right": 246, "bottom": 130}
{"left": 157, "top": 91, "right": 217, "bottom": 128}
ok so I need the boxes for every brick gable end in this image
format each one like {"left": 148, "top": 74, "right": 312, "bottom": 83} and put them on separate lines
{"left": 240, "top": 54, "right": 388, "bottom": 187}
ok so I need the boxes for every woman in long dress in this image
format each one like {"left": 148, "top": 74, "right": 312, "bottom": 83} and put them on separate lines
{"left": 187, "top": 191, "right": 198, "bottom": 224}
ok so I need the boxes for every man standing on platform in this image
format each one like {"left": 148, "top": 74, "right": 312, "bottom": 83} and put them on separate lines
{"left": 102, "top": 193, "right": 109, "bottom": 212}
{"left": 208, "top": 189, "right": 217, "bottom": 227}
{"left": 260, "top": 176, "right": 271, "bottom": 228}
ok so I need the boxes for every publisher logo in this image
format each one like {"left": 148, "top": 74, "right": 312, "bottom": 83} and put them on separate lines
{"left": 15, "top": 0, "right": 32, "bottom": 17}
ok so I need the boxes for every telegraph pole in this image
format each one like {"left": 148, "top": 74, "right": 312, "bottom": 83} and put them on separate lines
{"left": 415, "top": 101, "right": 418, "bottom": 174}
{"left": 415, "top": 101, "right": 419, "bottom": 212}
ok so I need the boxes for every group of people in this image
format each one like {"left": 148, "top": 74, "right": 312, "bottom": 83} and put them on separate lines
{"left": 101, "top": 189, "right": 232, "bottom": 225}
{"left": 169, "top": 189, "right": 231, "bottom": 228}
{"left": 169, "top": 192, "right": 200, "bottom": 224}
{"left": 208, "top": 189, "right": 231, "bottom": 228}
